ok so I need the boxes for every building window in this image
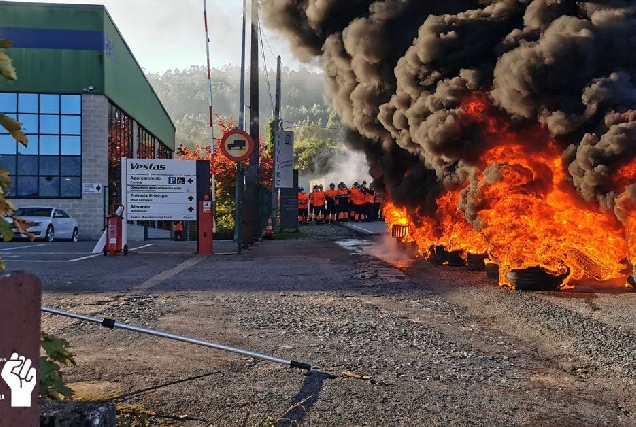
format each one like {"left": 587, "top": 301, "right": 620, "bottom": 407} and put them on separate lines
{"left": 157, "top": 141, "right": 173, "bottom": 159}
{"left": 0, "top": 92, "right": 82, "bottom": 198}
{"left": 107, "top": 102, "right": 133, "bottom": 206}
{"left": 137, "top": 125, "right": 155, "bottom": 159}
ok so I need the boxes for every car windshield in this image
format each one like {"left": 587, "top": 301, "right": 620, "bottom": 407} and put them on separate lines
{"left": 13, "top": 208, "right": 53, "bottom": 217}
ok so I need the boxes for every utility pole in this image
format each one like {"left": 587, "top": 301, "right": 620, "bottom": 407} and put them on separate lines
{"left": 235, "top": 0, "right": 247, "bottom": 253}
{"left": 243, "top": 0, "right": 260, "bottom": 243}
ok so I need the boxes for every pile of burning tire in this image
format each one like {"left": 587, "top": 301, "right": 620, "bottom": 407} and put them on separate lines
{"left": 390, "top": 224, "right": 600, "bottom": 291}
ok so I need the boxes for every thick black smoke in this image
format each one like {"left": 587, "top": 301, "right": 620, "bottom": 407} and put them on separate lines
{"left": 261, "top": 0, "right": 636, "bottom": 212}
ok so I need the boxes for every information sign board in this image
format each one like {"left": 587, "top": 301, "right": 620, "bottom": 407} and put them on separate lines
{"left": 123, "top": 159, "right": 197, "bottom": 221}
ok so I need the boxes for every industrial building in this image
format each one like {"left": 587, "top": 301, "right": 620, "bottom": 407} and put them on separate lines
{"left": 0, "top": 1, "right": 175, "bottom": 239}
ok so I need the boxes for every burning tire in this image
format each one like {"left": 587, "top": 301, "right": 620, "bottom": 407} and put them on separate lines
{"left": 467, "top": 253, "right": 488, "bottom": 271}
{"left": 485, "top": 263, "right": 499, "bottom": 280}
{"left": 433, "top": 245, "right": 448, "bottom": 264}
{"left": 446, "top": 250, "right": 466, "bottom": 267}
{"left": 505, "top": 267, "right": 567, "bottom": 291}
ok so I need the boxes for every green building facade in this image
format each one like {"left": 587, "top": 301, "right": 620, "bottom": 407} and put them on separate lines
{"left": 0, "top": 1, "right": 175, "bottom": 239}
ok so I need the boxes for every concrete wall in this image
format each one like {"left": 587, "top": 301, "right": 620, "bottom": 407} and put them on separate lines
{"left": 9, "top": 94, "right": 108, "bottom": 241}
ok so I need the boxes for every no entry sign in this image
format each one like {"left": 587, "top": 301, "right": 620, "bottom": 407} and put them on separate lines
{"left": 219, "top": 128, "right": 255, "bottom": 162}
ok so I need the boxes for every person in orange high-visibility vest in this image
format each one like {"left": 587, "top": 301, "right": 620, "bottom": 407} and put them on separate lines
{"left": 336, "top": 182, "right": 350, "bottom": 222}
{"left": 174, "top": 221, "right": 184, "bottom": 240}
{"left": 325, "top": 183, "right": 338, "bottom": 224}
{"left": 298, "top": 187, "right": 309, "bottom": 225}
{"left": 309, "top": 185, "right": 326, "bottom": 224}
{"left": 349, "top": 182, "right": 366, "bottom": 222}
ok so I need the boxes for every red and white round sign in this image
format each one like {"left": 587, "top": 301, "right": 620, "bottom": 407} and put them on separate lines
{"left": 219, "top": 128, "right": 255, "bottom": 162}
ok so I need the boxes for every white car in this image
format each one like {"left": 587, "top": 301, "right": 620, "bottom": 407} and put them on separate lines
{"left": 8, "top": 207, "right": 79, "bottom": 242}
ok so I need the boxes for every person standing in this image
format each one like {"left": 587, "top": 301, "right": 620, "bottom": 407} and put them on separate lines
{"left": 325, "top": 183, "right": 338, "bottom": 224}
{"left": 174, "top": 221, "right": 184, "bottom": 240}
{"left": 336, "top": 182, "right": 350, "bottom": 222}
{"left": 309, "top": 185, "right": 326, "bottom": 224}
{"left": 349, "top": 182, "right": 366, "bottom": 222}
{"left": 365, "top": 184, "right": 376, "bottom": 221}
{"left": 298, "top": 187, "right": 309, "bottom": 225}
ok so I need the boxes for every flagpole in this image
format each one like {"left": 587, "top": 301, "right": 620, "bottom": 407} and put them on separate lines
{"left": 203, "top": 0, "right": 217, "bottom": 247}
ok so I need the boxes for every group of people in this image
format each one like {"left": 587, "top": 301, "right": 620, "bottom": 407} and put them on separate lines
{"left": 298, "top": 181, "right": 384, "bottom": 225}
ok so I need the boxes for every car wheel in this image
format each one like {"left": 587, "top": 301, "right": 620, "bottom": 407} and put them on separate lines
{"left": 45, "top": 225, "right": 54, "bottom": 242}
{"left": 71, "top": 228, "right": 79, "bottom": 243}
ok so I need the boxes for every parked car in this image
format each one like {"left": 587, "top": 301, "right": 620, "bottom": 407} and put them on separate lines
{"left": 7, "top": 207, "right": 79, "bottom": 242}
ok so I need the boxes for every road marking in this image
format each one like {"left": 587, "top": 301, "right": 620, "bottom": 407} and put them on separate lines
{"left": 0, "top": 244, "right": 47, "bottom": 251}
{"left": 130, "top": 244, "right": 153, "bottom": 251}
{"left": 133, "top": 256, "right": 206, "bottom": 290}
{"left": 68, "top": 244, "right": 154, "bottom": 262}
{"left": 68, "top": 253, "right": 102, "bottom": 262}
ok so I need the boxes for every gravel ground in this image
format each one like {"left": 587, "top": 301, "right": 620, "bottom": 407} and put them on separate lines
{"left": 40, "top": 223, "right": 636, "bottom": 426}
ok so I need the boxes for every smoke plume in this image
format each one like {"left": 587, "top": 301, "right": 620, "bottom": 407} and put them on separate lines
{"left": 261, "top": 0, "right": 636, "bottom": 214}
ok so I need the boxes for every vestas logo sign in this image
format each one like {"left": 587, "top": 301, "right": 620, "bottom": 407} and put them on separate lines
{"left": 130, "top": 163, "right": 166, "bottom": 171}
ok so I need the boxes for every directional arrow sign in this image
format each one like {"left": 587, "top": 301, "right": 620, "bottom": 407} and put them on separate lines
{"left": 127, "top": 203, "right": 197, "bottom": 221}
{"left": 127, "top": 192, "right": 197, "bottom": 205}
{"left": 83, "top": 183, "right": 103, "bottom": 194}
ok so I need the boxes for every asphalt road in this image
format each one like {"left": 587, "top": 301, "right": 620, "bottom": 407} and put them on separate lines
{"left": 0, "top": 239, "right": 239, "bottom": 292}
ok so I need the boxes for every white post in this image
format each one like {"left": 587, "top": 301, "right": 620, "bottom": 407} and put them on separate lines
{"left": 203, "top": 0, "right": 216, "bottom": 232}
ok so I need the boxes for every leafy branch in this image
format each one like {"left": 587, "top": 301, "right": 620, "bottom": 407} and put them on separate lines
{"left": 40, "top": 332, "right": 76, "bottom": 399}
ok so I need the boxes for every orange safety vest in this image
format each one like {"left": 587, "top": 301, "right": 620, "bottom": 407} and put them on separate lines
{"left": 365, "top": 191, "right": 375, "bottom": 204}
{"left": 298, "top": 192, "right": 309, "bottom": 209}
{"left": 336, "top": 188, "right": 349, "bottom": 204}
{"left": 374, "top": 191, "right": 384, "bottom": 203}
{"left": 325, "top": 189, "right": 337, "bottom": 202}
{"left": 174, "top": 222, "right": 183, "bottom": 232}
{"left": 310, "top": 190, "right": 326, "bottom": 207}
{"left": 349, "top": 188, "right": 366, "bottom": 205}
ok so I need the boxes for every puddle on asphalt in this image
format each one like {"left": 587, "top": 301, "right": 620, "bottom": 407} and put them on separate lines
{"left": 337, "top": 237, "right": 416, "bottom": 269}
{"left": 336, "top": 239, "right": 374, "bottom": 254}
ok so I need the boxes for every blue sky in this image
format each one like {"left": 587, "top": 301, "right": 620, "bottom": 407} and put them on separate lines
{"left": 18, "top": 0, "right": 307, "bottom": 73}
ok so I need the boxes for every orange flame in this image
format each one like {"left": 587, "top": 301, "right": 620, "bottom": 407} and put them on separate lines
{"left": 382, "top": 193, "right": 487, "bottom": 258}
{"left": 383, "top": 92, "right": 635, "bottom": 289}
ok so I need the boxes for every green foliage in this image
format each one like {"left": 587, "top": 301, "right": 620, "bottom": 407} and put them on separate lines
{"left": 39, "top": 332, "right": 76, "bottom": 399}
{"left": 146, "top": 65, "right": 338, "bottom": 149}
{"left": 294, "top": 122, "right": 346, "bottom": 175}
{"left": 215, "top": 199, "right": 235, "bottom": 231}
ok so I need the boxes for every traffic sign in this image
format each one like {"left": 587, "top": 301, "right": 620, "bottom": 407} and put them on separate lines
{"left": 219, "top": 128, "right": 255, "bottom": 162}
{"left": 83, "top": 183, "right": 103, "bottom": 194}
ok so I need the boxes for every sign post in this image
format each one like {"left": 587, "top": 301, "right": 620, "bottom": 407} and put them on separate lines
{"left": 219, "top": 128, "right": 255, "bottom": 253}
{"left": 274, "top": 131, "right": 294, "bottom": 189}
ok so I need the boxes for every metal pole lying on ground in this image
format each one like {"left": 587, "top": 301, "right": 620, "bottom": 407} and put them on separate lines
{"left": 41, "top": 306, "right": 311, "bottom": 371}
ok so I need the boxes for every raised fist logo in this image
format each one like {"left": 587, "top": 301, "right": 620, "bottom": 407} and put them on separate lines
{"left": 1, "top": 352, "right": 36, "bottom": 407}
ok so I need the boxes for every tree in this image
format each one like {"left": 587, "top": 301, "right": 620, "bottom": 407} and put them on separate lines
{"left": 293, "top": 121, "right": 346, "bottom": 176}
{"left": 177, "top": 115, "right": 273, "bottom": 230}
